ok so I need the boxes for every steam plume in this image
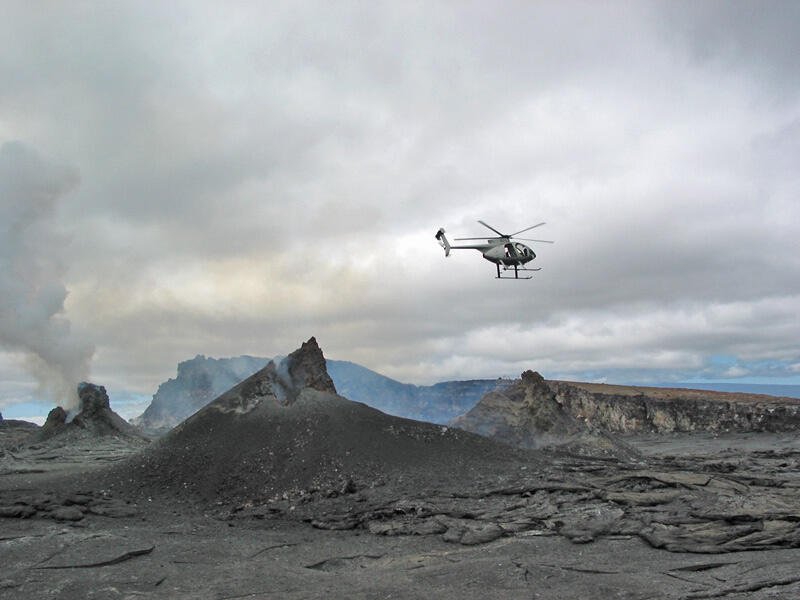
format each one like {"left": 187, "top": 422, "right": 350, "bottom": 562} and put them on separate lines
{"left": 0, "top": 141, "right": 94, "bottom": 409}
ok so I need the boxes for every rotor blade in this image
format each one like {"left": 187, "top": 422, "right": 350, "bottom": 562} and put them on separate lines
{"left": 515, "top": 238, "right": 555, "bottom": 244}
{"left": 454, "top": 236, "right": 501, "bottom": 241}
{"left": 478, "top": 220, "right": 507, "bottom": 237}
{"left": 509, "top": 222, "right": 545, "bottom": 237}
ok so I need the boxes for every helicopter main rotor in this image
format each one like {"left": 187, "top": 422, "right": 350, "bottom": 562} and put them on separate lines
{"left": 454, "top": 220, "right": 554, "bottom": 244}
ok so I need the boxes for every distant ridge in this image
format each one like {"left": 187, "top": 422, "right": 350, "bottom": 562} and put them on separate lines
{"left": 134, "top": 355, "right": 511, "bottom": 432}
{"left": 454, "top": 375, "right": 800, "bottom": 437}
{"left": 132, "top": 353, "right": 800, "bottom": 437}
{"left": 133, "top": 355, "right": 269, "bottom": 432}
{"left": 326, "top": 360, "right": 512, "bottom": 424}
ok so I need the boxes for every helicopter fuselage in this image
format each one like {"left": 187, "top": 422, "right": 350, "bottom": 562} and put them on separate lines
{"left": 481, "top": 241, "right": 536, "bottom": 266}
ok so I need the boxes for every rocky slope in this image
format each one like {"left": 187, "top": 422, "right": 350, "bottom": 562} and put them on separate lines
{"left": 453, "top": 373, "right": 800, "bottom": 438}
{"left": 134, "top": 353, "right": 512, "bottom": 433}
{"left": 451, "top": 371, "right": 641, "bottom": 461}
{"left": 107, "top": 338, "right": 536, "bottom": 507}
{"left": 0, "top": 413, "right": 39, "bottom": 448}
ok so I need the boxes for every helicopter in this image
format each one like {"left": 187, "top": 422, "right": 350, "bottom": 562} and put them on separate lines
{"left": 435, "top": 220, "right": 554, "bottom": 279}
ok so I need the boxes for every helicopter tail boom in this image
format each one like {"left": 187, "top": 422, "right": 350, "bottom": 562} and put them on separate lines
{"left": 435, "top": 228, "right": 451, "bottom": 256}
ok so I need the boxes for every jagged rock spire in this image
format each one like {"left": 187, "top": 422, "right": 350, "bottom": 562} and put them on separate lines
{"left": 285, "top": 337, "right": 336, "bottom": 396}
{"left": 199, "top": 337, "right": 337, "bottom": 414}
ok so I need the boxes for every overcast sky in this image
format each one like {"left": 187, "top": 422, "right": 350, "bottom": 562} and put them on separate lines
{"left": 2, "top": 1, "right": 799, "bottom": 421}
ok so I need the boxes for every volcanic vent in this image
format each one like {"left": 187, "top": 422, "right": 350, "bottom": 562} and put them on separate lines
{"left": 36, "top": 382, "right": 147, "bottom": 443}
{"left": 113, "top": 337, "right": 538, "bottom": 505}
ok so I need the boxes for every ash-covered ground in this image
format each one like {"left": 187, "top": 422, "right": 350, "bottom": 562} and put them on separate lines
{"left": 3, "top": 340, "right": 800, "bottom": 599}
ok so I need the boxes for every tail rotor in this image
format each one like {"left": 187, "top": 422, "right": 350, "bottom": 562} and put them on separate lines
{"left": 435, "top": 228, "right": 451, "bottom": 256}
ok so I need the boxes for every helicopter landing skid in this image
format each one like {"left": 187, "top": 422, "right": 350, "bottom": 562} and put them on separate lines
{"left": 496, "top": 264, "right": 541, "bottom": 280}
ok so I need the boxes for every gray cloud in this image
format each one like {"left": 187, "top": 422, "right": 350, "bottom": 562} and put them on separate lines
{"left": 657, "top": 1, "right": 800, "bottom": 97}
{"left": 1, "top": 1, "right": 799, "bottom": 414}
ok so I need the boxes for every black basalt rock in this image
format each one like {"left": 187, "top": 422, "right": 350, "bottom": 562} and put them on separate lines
{"left": 76, "top": 382, "right": 110, "bottom": 415}
{"left": 285, "top": 337, "right": 337, "bottom": 397}
{"left": 38, "top": 406, "right": 69, "bottom": 440}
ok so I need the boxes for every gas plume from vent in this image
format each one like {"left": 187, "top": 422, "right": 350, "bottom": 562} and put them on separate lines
{"left": 0, "top": 141, "right": 94, "bottom": 410}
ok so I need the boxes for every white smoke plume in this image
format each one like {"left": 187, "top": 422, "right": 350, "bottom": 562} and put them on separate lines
{"left": 0, "top": 141, "right": 94, "bottom": 410}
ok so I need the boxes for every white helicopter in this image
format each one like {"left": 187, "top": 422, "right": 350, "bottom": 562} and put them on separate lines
{"left": 435, "top": 220, "right": 554, "bottom": 279}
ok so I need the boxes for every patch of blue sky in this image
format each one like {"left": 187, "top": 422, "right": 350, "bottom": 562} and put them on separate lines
{"left": 710, "top": 355, "right": 738, "bottom": 367}
{"left": 1, "top": 401, "right": 52, "bottom": 425}
{"left": 687, "top": 357, "right": 800, "bottom": 385}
